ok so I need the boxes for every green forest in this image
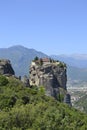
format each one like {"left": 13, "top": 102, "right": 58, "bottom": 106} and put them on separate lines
{"left": 0, "top": 75, "right": 87, "bottom": 130}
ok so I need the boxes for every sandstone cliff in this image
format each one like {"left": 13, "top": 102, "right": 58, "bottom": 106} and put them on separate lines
{"left": 0, "top": 59, "right": 15, "bottom": 75}
{"left": 29, "top": 58, "right": 67, "bottom": 99}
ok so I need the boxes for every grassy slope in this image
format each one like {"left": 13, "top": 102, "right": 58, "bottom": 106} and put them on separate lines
{"left": 0, "top": 76, "right": 87, "bottom": 129}
{"left": 74, "top": 94, "right": 87, "bottom": 113}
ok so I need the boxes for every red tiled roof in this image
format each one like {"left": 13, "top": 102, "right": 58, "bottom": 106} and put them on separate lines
{"left": 42, "top": 58, "right": 50, "bottom": 62}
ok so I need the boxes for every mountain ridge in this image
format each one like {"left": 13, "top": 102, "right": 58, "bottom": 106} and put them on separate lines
{"left": 0, "top": 45, "right": 87, "bottom": 84}
{"left": 0, "top": 45, "right": 48, "bottom": 76}
{"left": 51, "top": 54, "right": 87, "bottom": 68}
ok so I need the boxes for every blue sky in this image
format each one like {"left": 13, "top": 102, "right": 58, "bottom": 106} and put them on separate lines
{"left": 0, "top": 0, "right": 87, "bottom": 55}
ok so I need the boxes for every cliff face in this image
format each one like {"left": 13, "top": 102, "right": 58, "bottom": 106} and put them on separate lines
{"left": 29, "top": 58, "right": 67, "bottom": 99}
{"left": 0, "top": 59, "right": 15, "bottom": 75}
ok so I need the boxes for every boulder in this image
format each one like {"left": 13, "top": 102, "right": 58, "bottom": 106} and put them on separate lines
{"left": 0, "top": 59, "right": 15, "bottom": 75}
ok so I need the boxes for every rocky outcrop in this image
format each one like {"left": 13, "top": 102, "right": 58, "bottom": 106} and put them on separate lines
{"left": 0, "top": 59, "right": 15, "bottom": 75}
{"left": 29, "top": 58, "right": 67, "bottom": 99}
{"left": 22, "top": 75, "right": 30, "bottom": 87}
{"left": 64, "top": 93, "right": 72, "bottom": 106}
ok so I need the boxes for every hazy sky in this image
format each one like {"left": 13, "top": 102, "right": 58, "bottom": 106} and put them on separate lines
{"left": 0, "top": 0, "right": 87, "bottom": 55}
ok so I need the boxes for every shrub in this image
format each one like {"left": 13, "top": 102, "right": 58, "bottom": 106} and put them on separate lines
{"left": 33, "top": 56, "right": 39, "bottom": 61}
{"left": 0, "top": 75, "right": 8, "bottom": 86}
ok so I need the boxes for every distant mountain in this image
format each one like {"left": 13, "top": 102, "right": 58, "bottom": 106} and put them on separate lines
{"left": 0, "top": 45, "right": 87, "bottom": 84}
{"left": 51, "top": 55, "right": 87, "bottom": 82}
{"left": 51, "top": 54, "right": 87, "bottom": 68}
{"left": 67, "top": 65, "right": 87, "bottom": 81}
{"left": 0, "top": 45, "right": 48, "bottom": 76}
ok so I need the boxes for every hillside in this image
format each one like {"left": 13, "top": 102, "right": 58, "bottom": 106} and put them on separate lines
{"left": 74, "top": 93, "right": 87, "bottom": 113}
{"left": 0, "top": 75, "right": 87, "bottom": 129}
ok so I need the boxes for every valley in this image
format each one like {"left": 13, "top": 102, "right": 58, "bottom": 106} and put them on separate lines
{"left": 68, "top": 83, "right": 87, "bottom": 112}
